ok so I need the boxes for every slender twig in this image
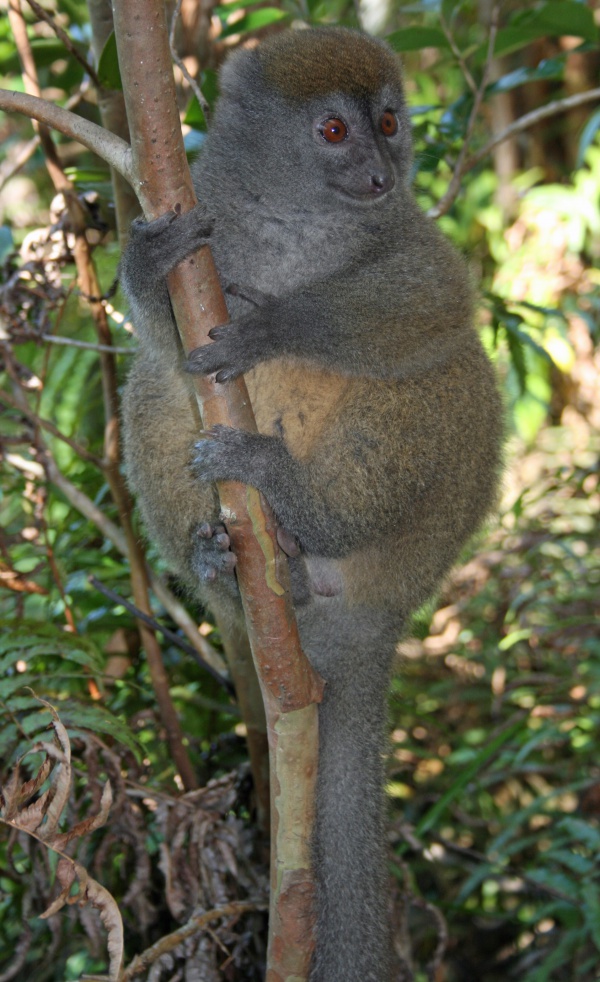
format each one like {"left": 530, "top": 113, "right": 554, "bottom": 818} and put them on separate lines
{"left": 120, "top": 901, "right": 268, "bottom": 981}
{"left": 439, "top": 15, "right": 476, "bottom": 94}
{"left": 429, "top": 5, "right": 499, "bottom": 219}
{"left": 23, "top": 0, "right": 102, "bottom": 88}
{"left": 464, "top": 86, "right": 600, "bottom": 174}
{"left": 412, "top": 897, "right": 448, "bottom": 981}
{"left": 0, "top": 133, "right": 40, "bottom": 189}
{"left": 0, "top": 85, "right": 89, "bottom": 191}
{"left": 4, "top": 438, "right": 226, "bottom": 672}
{"left": 0, "top": 562, "right": 47, "bottom": 595}
{"left": 41, "top": 334, "right": 133, "bottom": 355}
{"left": 429, "top": 84, "right": 600, "bottom": 219}
{"left": 0, "top": 89, "right": 132, "bottom": 183}
{"left": 169, "top": 0, "right": 210, "bottom": 121}
{"left": 88, "top": 575, "right": 234, "bottom": 695}
{"left": 0, "top": 386, "right": 102, "bottom": 466}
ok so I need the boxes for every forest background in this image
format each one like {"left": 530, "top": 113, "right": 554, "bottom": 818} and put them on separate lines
{"left": 0, "top": 0, "right": 599, "bottom": 980}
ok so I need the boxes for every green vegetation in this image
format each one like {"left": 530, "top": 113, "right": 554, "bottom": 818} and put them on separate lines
{"left": 0, "top": 1, "right": 598, "bottom": 979}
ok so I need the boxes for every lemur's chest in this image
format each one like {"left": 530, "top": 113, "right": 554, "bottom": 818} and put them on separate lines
{"left": 246, "top": 359, "right": 350, "bottom": 460}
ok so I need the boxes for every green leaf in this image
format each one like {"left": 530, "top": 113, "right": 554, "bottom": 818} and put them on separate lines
{"left": 499, "top": 628, "right": 532, "bottom": 651}
{"left": 63, "top": 167, "right": 111, "bottom": 183}
{"left": 0, "top": 225, "right": 14, "bottom": 263}
{"left": 415, "top": 143, "right": 447, "bottom": 173}
{"left": 58, "top": 702, "right": 143, "bottom": 759}
{"left": 557, "top": 817, "right": 600, "bottom": 852}
{"left": 28, "top": 37, "right": 73, "bottom": 65}
{"left": 184, "top": 96, "right": 208, "bottom": 132}
{"left": 455, "top": 862, "right": 500, "bottom": 904}
{"left": 576, "top": 107, "right": 600, "bottom": 169}
{"left": 527, "top": 928, "right": 586, "bottom": 982}
{"left": 547, "top": 849, "right": 594, "bottom": 875}
{"left": 185, "top": 68, "right": 220, "bottom": 129}
{"left": 214, "top": 0, "right": 267, "bottom": 16}
{"left": 488, "top": 57, "right": 566, "bottom": 95}
{"left": 97, "top": 30, "right": 122, "bottom": 91}
{"left": 59, "top": 0, "right": 88, "bottom": 26}
{"left": 533, "top": 1, "right": 597, "bottom": 42}
{"left": 0, "top": 623, "right": 105, "bottom": 676}
{"left": 386, "top": 27, "right": 451, "bottom": 53}
{"left": 415, "top": 718, "right": 524, "bottom": 836}
{"left": 201, "top": 69, "right": 219, "bottom": 110}
{"left": 526, "top": 867, "right": 580, "bottom": 901}
{"left": 504, "top": 319, "right": 556, "bottom": 373}
{"left": 503, "top": 323, "right": 528, "bottom": 394}
{"left": 492, "top": 2, "right": 598, "bottom": 57}
{"left": 581, "top": 882, "right": 600, "bottom": 951}
{"left": 219, "top": 8, "right": 288, "bottom": 39}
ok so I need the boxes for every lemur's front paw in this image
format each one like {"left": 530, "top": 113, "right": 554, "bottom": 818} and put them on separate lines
{"left": 187, "top": 320, "right": 262, "bottom": 383}
{"left": 190, "top": 521, "right": 237, "bottom": 585}
{"left": 126, "top": 203, "right": 214, "bottom": 277}
{"left": 192, "top": 425, "right": 261, "bottom": 483}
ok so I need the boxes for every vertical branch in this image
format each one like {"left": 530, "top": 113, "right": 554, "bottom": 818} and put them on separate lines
{"left": 87, "top": 0, "right": 140, "bottom": 244}
{"left": 111, "top": 2, "right": 324, "bottom": 977}
{"left": 8, "top": 0, "right": 198, "bottom": 792}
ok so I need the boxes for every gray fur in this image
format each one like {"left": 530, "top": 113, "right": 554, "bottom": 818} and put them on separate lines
{"left": 120, "top": 26, "right": 503, "bottom": 981}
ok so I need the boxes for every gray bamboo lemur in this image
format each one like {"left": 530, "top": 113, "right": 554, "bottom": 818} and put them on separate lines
{"left": 120, "top": 26, "right": 503, "bottom": 982}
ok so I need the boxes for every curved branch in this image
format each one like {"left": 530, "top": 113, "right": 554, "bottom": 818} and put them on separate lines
{"left": 429, "top": 85, "right": 600, "bottom": 219}
{"left": 465, "top": 85, "right": 600, "bottom": 173}
{"left": 0, "top": 88, "right": 133, "bottom": 184}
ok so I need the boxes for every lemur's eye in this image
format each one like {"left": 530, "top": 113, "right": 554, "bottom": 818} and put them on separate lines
{"left": 318, "top": 117, "right": 348, "bottom": 143}
{"left": 380, "top": 111, "right": 398, "bottom": 137}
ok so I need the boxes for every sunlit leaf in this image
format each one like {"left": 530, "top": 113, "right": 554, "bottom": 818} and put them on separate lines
{"left": 219, "top": 8, "right": 288, "bottom": 39}
{"left": 386, "top": 26, "right": 451, "bottom": 52}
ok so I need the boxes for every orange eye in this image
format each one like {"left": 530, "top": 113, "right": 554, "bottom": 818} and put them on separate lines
{"left": 381, "top": 111, "right": 398, "bottom": 137}
{"left": 318, "top": 117, "right": 348, "bottom": 143}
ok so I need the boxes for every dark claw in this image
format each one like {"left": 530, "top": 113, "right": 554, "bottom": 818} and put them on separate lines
{"left": 215, "top": 368, "right": 239, "bottom": 383}
{"left": 187, "top": 343, "right": 236, "bottom": 378}
{"left": 208, "top": 325, "right": 228, "bottom": 340}
{"left": 225, "top": 282, "right": 271, "bottom": 307}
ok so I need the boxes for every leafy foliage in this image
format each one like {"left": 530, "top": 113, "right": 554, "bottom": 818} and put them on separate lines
{"left": 389, "top": 425, "right": 600, "bottom": 979}
{"left": 0, "top": 698, "right": 123, "bottom": 981}
{"left": 0, "top": 0, "right": 599, "bottom": 979}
